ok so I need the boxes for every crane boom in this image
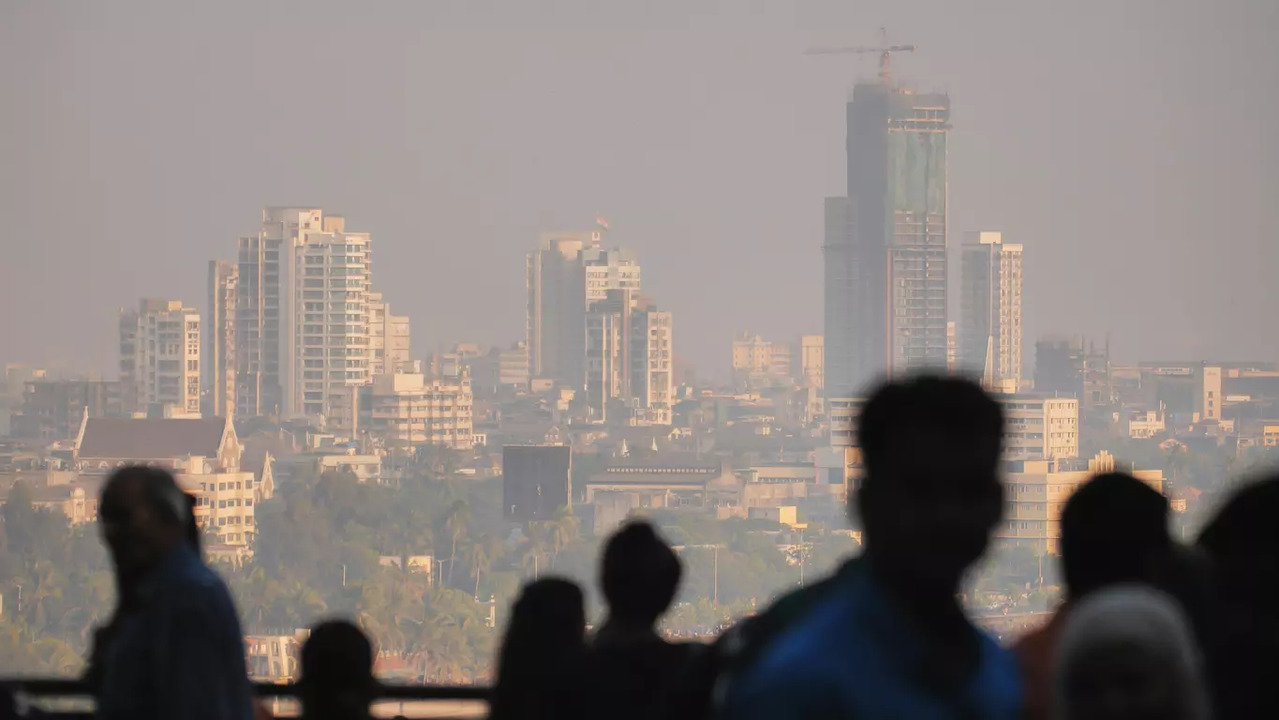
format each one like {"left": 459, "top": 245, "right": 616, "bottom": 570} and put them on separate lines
{"left": 804, "top": 29, "right": 915, "bottom": 86}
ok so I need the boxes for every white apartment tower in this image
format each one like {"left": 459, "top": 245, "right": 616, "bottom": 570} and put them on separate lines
{"left": 236, "top": 207, "right": 390, "bottom": 432}
{"left": 959, "top": 231, "right": 1024, "bottom": 391}
{"left": 293, "top": 215, "right": 373, "bottom": 432}
{"left": 207, "top": 260, "right": 237, "bottom": 418}
{"left": 120, "top": 299, "right": 201, "bottom": 417}
{"left": 236, "top": 207, "right": 323, "bottom": 418}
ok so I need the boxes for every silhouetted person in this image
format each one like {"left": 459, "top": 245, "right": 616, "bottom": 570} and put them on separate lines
{"left": 722, "top": 375, "right": 1020, "bottom": 719}
{"left": 489, "top": 578, "right": 586, "bottom": 720}
{"left": 93, "top": 465, "right": 254, "bottom": 720}
{"left": 298, "top": 620, "right": 379, "bottom": 720}
{"left": 1015, "top": 472, "right": 1172, "bottom": 720}
{"left": 1055, "top": 585, "right": 1208, "bottom": 720}
{"left": 1198, "top": 475, "right": 1279, "bottom": 720}
{"left": 84, "top": 490, "right": 202, "bottom": 696}
{"left": 586, "top": 521, "right": 691, "bottom": 720}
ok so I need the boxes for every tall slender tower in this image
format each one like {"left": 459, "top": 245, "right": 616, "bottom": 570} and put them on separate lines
{"left": 206, "top": 260, "right": 237, "bottom": 418}
{"left": 959, "top": 231, "right": 1024, "bottom": 390}
{"left": 236, "top": 207, "right": 323, "bottom": 418}
{"left": 824, "top": 81, "right": 950, "bottom": 396}
{"left": 527, "top": 232, "right": 595, "bottom": 388}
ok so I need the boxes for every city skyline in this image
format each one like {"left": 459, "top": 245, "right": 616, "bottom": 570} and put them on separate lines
{"left": 2, "top": 1, "right": 1276, "bottom": 379}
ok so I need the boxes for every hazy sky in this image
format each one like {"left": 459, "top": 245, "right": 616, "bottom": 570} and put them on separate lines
{"left": 2, "top": 0, "right": 1276, "bottom": 380}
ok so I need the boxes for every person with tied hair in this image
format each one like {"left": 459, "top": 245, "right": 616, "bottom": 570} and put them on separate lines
{"left": 92, "top": 465, "right": 254, "bottom": 720}
{"left": 585, "top": 521, "right": 694, "bottom": 720}
{"left": 489, "top": 578, "right": 588, "bottom": 720}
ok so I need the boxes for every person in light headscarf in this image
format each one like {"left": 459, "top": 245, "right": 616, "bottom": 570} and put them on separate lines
{"left": 1055, "top": 585, "right": 1209, "bottom": 720}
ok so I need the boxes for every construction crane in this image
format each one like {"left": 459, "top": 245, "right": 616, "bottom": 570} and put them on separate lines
{"left": 804, "top": 28, "right": 916, "bottom": 86}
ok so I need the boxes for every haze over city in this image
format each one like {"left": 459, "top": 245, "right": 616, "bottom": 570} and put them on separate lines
{"left": 2, "top": 0, "right": 1276, "bottom": 378}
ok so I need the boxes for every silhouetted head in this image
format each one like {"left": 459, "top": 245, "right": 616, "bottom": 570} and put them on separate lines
{"left": 600, "top": 521, "right": 682, "bottom": 629}
{"left": 855, "top": 375, "right": 1004, "bottom": 596}
{"left": 498, "top": 578, "right": 585, "bottom": 672}
{"left": 299, "top": 620, "right": 377, "bottom": 720}
{"left": 1198, "top": 475, "right": 1279, "bottom": 613}
{"left": 99, "top": 465, "right": 190, "bottom": 584}
{"left": 1060, "top": 472, "right": 1170, "bottom": 602}
{"left": 492, "top": 577, "right": 586, "bottom": 720}
{"left": 1056, "top": 585, "right": 1208, "bottom": 720}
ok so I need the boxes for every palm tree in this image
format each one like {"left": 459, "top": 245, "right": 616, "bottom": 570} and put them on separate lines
{"left": 546, "top": 506, "right": 578, "bottom": 567}
{"left": 443, "top": 500, "right": 471, "bottom": 587}
{"left": 520, "top": 523, "right": 551, "bottom": 579}
{"left": 468, "top": 535, "right": 502, "bottom": 600}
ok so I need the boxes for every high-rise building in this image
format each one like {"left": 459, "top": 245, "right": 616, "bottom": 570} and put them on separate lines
{"left": 630, "top": 302, "right": 673, "bottom": 425}
{"left": 235, "top": 207, "right": 397, "bottom": 432}
{"left": 120, "top": 298, "right": 201, "bottom": 417}
{"left": 236, "top": 207, "right": 323, "bottom": 418}
{"left": 1035, "top": 336, "right": 1112, "bottom": 412}
{"left": 207, "top": 260, "right": 238, "bottom": 418}
{"left": 583, "top": 246, "right": 641, "bottom": 303}
{"left": 824, "top": 82, "right": 951, "bottom": 396}
{"left": 526, "top": 229, "right": 640, "bottom": 391}
{"left": 585, "top": 289, "right": 672, "bottom": 425}
{"left": 527, "top": 231, "right": 595, "bottom": 388}
{"left": 959, "top": 231, "right": 1024, "bottom": 391}
{"left": 292, "top": 215, "right": 373, "bottom": 432}
{"left": 368, "top": 292, "right": 411, "bottom": 377}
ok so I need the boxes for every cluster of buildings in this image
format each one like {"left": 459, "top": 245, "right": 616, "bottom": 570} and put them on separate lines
{"left": 3, "top": 55, "right": 1272, "bottom": 575}
{"left": 526, "top": 228, "right": 674, "bottom": 426}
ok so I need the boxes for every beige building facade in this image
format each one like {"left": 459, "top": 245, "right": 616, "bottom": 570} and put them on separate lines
{"left": 360, "top": 370, "right": 475, "bottom": 450}
{"left": 207, "top": 260, "right": 238, "bottom": 418}
{"left": 998, "top": 451, "right": 1164, "bottom": 555}
{"left": 120, "top": 298, "right": 201, "bottom": 417}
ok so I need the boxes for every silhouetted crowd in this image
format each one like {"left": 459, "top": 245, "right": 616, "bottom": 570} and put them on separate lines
{"left": 4, "top": 374, "right": 1279, "bottom": 719}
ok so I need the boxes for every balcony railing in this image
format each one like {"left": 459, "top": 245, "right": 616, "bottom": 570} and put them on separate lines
{"left": 4, "top": 679, "right": 489, "bottom": 719}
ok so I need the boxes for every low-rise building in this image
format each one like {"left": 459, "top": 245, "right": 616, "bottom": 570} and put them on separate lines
{"left": 998, "top": 451, "right": 1164, "bottom": 555}
{"left": 246, "top": 630, "right": 308, "bottom": 683}
{"left": 1002, "top": 394, "right": 1079, "bottom": 460}
{"left": 585, "top": 461, "right": 742, "bottom": 535}
{"left": 1125, "top": 408, "right": 1167, "bottom": 439}
{"left": 274, "top": 449, "right": 383, "bottom": 484}
{"left": 359, "top": 369, "right": 475, "bottom": 450}
{"left": 71, "top": 415, "right": 262, "bottom": 547}
{"left": 9, "top": 380, "right": 125, "bottom": 441}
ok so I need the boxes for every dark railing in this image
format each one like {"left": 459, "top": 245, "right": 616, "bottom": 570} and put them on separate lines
{"left": 4, "top": 679, "right": 490, "bottom": 718}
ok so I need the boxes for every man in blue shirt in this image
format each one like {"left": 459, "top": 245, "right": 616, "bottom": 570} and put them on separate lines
{"left": 723, "top": 376, "right": 1022, "bottom": 720}
{"left": 95, "top": 466, "right": 255, "bottom": 720}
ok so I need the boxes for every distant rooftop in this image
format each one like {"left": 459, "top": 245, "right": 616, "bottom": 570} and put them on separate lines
{"left": 78, "top": 417, "right": 226, "bottom": 460}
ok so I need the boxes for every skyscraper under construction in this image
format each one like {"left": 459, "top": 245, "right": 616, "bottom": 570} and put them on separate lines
{"left": 824, "top": 80, "right": 951, "bottom": 396}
